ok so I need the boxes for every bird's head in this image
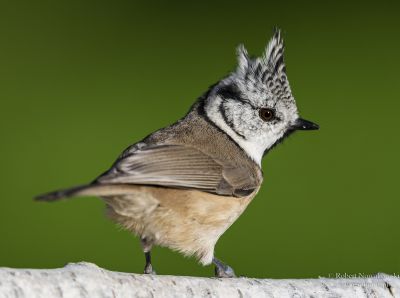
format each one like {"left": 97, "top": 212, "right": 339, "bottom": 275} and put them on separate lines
{"left": 203, "top": 29, "right": 318, "bottom": 165}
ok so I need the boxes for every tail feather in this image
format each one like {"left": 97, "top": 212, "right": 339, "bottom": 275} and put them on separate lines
{"left": 35, "top": 183, "right": 143, "bottom": 202}
{"left": 34, "top": 185, "right": 94, "bottom": 202}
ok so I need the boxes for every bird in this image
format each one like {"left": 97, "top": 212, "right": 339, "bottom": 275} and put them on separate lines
{"left": 36, "top": 29, "right": 319, "bottom": 278}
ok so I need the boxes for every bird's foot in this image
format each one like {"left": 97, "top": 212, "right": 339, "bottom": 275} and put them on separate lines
{"left": 144, "top": 263, "right": 156, "bottom": 275}
{"left": 213, "top": 258, "right": 236, "bottom": 278}
{"left": 215, "top": 264, "right": 235, "bottom": 278}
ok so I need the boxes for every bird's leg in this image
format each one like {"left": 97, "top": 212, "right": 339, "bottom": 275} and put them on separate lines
{"left": 141, "top": 237, "right": 156, "bottom": 274}
{"left": 144, "top": 251, "right": 156, "bottom": 274}
{"left": 213, "top": 257, "right": 236, "bottom": 278}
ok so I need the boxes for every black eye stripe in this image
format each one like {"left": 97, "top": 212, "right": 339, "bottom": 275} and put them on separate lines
{"left": 216, "top": 84, "right": 242, "bottom": 101}
{"left": 216, "top": 84, "right": 254, "bottom": 106}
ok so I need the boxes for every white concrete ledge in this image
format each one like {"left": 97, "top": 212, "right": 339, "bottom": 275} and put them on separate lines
{"left": 0, "top": 262, "right": 398, "bottom": 297}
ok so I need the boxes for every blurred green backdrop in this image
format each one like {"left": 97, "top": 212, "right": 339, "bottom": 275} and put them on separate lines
{"left": 0, "top": 0, "right": 399, "bottom": 278}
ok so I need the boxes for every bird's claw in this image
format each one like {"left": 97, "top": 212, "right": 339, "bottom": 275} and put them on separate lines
{"left": 214, "top": 263, "right": 236, "bottom": 278}
{"left": 144, "top": 264, "right": 156, "bottom": 275}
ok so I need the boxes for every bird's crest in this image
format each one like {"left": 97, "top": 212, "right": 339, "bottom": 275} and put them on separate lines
{"left": 236, "top": 29, "right": 286, "bottom": 82}
{"left": 229, "top": 28, "right": 292, "bottom": 104}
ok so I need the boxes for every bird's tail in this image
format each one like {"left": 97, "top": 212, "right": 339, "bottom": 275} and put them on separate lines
{"left": 35, "top": 184, "right": 141, "bottom": 202}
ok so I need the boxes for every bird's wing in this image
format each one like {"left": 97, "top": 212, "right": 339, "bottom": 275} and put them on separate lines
{"left": 94, "top": 144, "right": 258, "bottom": 197}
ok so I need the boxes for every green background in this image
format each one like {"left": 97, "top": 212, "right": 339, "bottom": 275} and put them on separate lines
{"left": 0, "top": 0, "right": 399, "bottom": 278}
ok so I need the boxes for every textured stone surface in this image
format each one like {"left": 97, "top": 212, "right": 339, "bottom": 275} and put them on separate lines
{"left": 0, "top": 262, "right": 398, "bottom": 297}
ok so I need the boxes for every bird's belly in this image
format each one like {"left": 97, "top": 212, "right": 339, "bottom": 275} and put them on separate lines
{"left": 103, "top": 185, "right": 257, "bottom": 265}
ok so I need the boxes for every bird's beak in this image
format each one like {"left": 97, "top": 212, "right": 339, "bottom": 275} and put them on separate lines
{"left": 293, "top": 118, "right": 319, "bottom": 130}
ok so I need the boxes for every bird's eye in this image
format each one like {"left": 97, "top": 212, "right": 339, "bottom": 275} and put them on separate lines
{"left": 259, "top": 108, "right": 275, "bottom": 122}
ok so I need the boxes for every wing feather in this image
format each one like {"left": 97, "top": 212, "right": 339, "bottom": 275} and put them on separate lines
{"left": 95, "top": 144, "right": 257, "bottom": 197}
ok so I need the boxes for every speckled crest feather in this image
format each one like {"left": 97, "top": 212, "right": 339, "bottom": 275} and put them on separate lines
{"left": 234, "top": 29, "right": 292, "bottom": 105}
